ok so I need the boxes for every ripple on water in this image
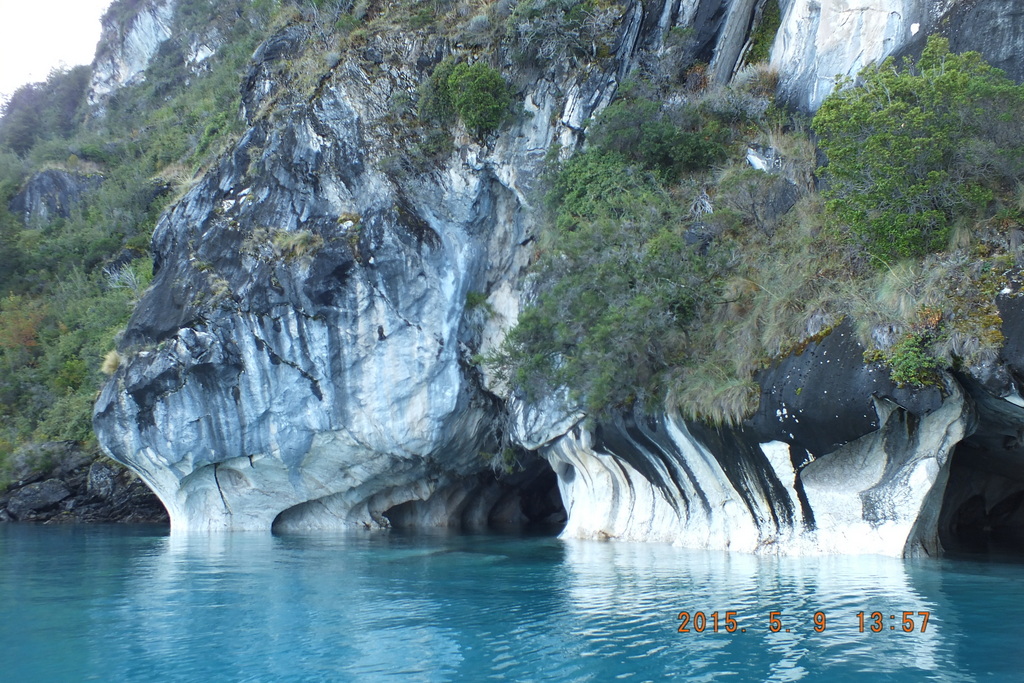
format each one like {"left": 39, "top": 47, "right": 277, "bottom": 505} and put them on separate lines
{"left": 1, "top": 527, "right": 1022, "bottom": 681}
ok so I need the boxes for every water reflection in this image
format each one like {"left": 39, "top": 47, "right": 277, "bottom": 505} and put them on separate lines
{"left": 2, "top": 525, "right": 1023, "bottom": 681}
{"left": 115, "top": 531, "right": 470, "bottom": 681}
{"left": 559, "top": 542, "right": 967, "bottom": 682}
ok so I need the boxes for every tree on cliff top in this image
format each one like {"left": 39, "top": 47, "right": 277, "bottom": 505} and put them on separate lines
{"left": 813, "top": 35, "right": 1024, "bottom": 261}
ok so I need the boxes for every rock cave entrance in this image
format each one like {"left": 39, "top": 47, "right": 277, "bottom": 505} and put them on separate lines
{"left": 938, "top": 430, "right": 1024, "bottom": 558}
{"left": 384, "top": 458, "right": 567, "bottom": 535}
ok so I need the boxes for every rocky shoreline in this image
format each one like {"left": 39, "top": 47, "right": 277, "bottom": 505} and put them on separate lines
{"left": 0, "top": 442, "right": 167, "bottom": 525}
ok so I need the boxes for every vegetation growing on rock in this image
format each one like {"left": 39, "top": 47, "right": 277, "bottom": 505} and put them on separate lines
{"left": 2, "top": 0, "right": 1024, "bottom": 493}
{"left": 420, "top": 58, "right": 514, "bottom": 139}
{"left": 494, "top": 35, "right": 1024, "bottom": 423}
{"left": 813, "top": 36, "right": 1024, "bottom": 260}
{"left": 0, "top": 0, "right": 273, "bottom": 482}
{"left": 492, "top": 92, "right": 733, "bottom": 415}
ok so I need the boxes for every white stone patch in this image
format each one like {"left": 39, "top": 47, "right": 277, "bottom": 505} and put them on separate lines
{"left": 545, "top": 430, "right": 683, "bottom": 545}
{"left": 1003, "top": 390, "right": 1024, "bottom": 408}
{"left": 90, "top": 0, "right": 177, "bottom": 104}
{"left": 544, "top": 381, "right": 969, "bottom": 556}
{"left": 188, "top": 43, "right": 216, "bottom": 65}
{"left": 760, "top": 441, "right": 803, "bottom": 523}
{"left": 773, "top": 0, "right": 924, "bottom": 111}
{"left": 746, "top": 148, "right": 772, "bottom": 172}
{"left": 546, "top": 414, "right": 810, "bottom": 553}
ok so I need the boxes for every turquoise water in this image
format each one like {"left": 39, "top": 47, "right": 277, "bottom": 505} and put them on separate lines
{"left": 1, "top": 526, "right": 1022, "bottom": 681}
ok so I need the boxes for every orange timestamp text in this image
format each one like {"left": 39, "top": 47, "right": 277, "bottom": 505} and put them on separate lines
{"left": 676, "top": 610, "right": 931, "bottom": 634}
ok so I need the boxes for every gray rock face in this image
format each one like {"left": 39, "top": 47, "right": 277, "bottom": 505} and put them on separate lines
{"left": 0, "top": 442, "right": 168, "bottom": 524}
{"left": 93, "top": 10, "right": 635, "bottom": 529}
{"left": 773, "top": 0, "right": 1024, "bottom": 112}
{"left": 751, "top": 320, "right": 942, "bottom": 458}
{"left": 707, "top": 0, "right": 759, "bottom": 84}
{"left": 896, "top": 0, "right": 1024, "bottom": 83}
{"left": 87, "top": 461, "right": 118, "bottom": 500}
{"left": 92, "top": 0, "right": 1024, "bottom": 556}
{"left": 89, "top": 0, "right": 177, "bottom": 105}
{"left": 5, "top": 441, "right": 92, "bottom": 487}
{"left": 6, "top": 480, "right": 71, "bottom": 520}
{"left": 9, "top": 169, "right": 103, "bottom": 226}
{"left": 772, "top": 0, "right": 933, "bottom": 111}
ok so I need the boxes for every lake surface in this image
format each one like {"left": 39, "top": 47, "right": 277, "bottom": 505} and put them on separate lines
{"left": 1, "top": 525, "right": 1022, "bottom": 682}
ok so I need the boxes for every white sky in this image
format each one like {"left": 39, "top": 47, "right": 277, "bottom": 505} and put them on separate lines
{"left": 0, "top": 0, "right": 113, "bottom": 105}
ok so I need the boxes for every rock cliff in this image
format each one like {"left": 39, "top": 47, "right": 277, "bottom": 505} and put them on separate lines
{"left": 774, "top": 0, "right": 1024, "bottom": 111}
{"left": 94, "top": 22, "right": 576, "bottom": 530}
{"left": 92, "top": 0, "right": 1024, "bottom": 556}
{"left": 8, "top": 169, "right": 103, "bottom": 226}
{"left": 89, "top": 0, "right": 178, "bottom": 105}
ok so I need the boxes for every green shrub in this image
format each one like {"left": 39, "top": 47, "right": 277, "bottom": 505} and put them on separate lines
{"left": 335, "top": 12, "right": 361, "bottom": 33}
{"left": 586, "top": 100, "right": 728, "bottom": 181}
{"left": 813, "top": 36, "right": 1024, "bottom": 260}
{"left": 448, "top": 62, "right": 513, "bottom": 137}
{"left": 492, "top": 150, "right": 717, "bottom": 415}
{"left": 419, "top": 59, "right": 513, "bottom": 140}
{"left": 34, "top": 391, "right": 97, "bottom": 443}
{"left": 547, "top": 150, "right": 641, "bottom": 230}
{"left": 418, "top": 57, "right": 458, "bottom": 125}
{"left": 884, "top": 332, "right": 942, "bottom": 387}
{"left": 465, "top": 291, "right": 491, "bottom": 311}
{"left": 54, "top": 359, "right": 88, "bottom": 394}
{"left": 0, "top": 66, "right": 90, "bottom": 157}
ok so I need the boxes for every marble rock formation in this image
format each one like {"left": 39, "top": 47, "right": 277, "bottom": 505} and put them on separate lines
{"left": 93, "top": 0, "right": 1024, "bottom": 556}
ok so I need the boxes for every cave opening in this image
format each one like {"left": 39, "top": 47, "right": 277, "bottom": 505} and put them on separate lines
{"left": 383, "top": 458, "right": 567, "bottom": 536}
{"left": 938, "top": 441, "right": 1024, "bottom": 559}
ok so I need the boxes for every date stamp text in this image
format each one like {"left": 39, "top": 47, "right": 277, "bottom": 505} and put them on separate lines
{"left": 676, "top": 610, "right": 931, "bottom": 634}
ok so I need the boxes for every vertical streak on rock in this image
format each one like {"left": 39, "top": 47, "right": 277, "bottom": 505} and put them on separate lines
{"left": 708, "top": 0, "right": 760, "bottom": 84}
{"left": 544, "top": 380, "right": 971, "bottom": 556}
